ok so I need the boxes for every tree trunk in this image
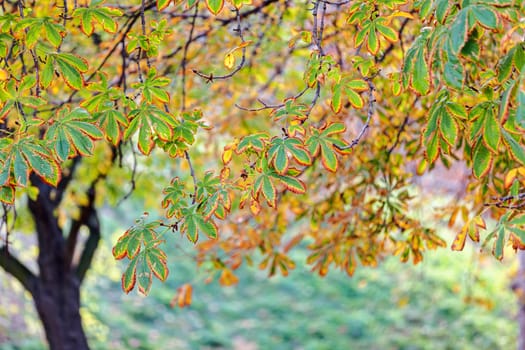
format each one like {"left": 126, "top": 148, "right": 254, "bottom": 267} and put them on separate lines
{"left": 32, "top": 272, "right": 89, "bottom": 350}
{"left": 25, "top": 171, "right": 100, "bottom": 350}
{"left": 0, "top": 163, "right": 102, "bottom": 349}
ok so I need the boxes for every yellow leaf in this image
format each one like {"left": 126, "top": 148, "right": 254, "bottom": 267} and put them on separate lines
{"left": 222, "top": 147, "right": 233, "bottom": 165}
{"left": 236, "top": 40, "right": 253, "bottom": 49}
{"left": 224, "top": 52, "right": 235, "bottom": 69}
{"left": 250, "top": 199, "right": 260, "bottom": 215}
{"left": 504, "top": 168, "right": 518, "bottom": 189}
{"left": 386, "top": 11, "right": 414, "bottom": 24}
{"left": 0, "top": 69, "right": 9, "bottom": 81}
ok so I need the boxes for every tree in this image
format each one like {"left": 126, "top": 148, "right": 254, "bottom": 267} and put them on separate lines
{"left": 0, "top": 0, "right": 524, "bottom": 348}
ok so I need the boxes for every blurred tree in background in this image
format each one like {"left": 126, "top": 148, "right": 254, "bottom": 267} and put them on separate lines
{"left": 0, "top": 0, "right": 524, "bottom": 349}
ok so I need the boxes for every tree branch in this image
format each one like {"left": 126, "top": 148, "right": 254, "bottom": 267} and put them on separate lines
{"left": 75, "top": 208, "right": 101, "bottom": 283}
{"left": 65, "top": 182, "right": 96, "bottom": 270}
{"left": 0, "top": 246, "right": 36, "bottom": 293}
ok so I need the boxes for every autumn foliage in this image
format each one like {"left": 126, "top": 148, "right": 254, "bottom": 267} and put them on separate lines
{"left": 1, "top": 0, "right": 525, "bottom": 304}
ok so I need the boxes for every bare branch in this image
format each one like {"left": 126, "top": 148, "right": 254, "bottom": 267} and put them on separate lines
{"left": 0, "top": 246, "right": 37, "bottom": 293}
{"left": 334, "top": 79, "right": 376, "bottom": 151}
{"left": 181, "top": 1, "right": 200, "bottom": 111}
{"left": 193, "top": 8, "right": 248, "bottom": 81}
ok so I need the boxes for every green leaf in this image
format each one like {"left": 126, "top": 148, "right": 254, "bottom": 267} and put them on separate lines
{"left": 443, "top": 61, "right": 463, "bottom": 89}
{"left": 449, "top": 10, "right": 468, "bottom": 55}
{"left": 320, "top": 143, "right": 338, "bottom": 172}
{"left": 13, "top": 151, "right": 28, "bottom": 187}
{"left": 502, "top": 130, "right": 525, "bottom": 165}
{"left": 446, "top": 102, "right": 467, "bottom": 119}
{"left": 145, "top": 248, "right": 169, "bottom": 282}
{"left": 43, "top": 21, "right": 64, "bottom": 47}
{"left": 482, "top": 110, "right": 500, "bottom": 153}
{"left": 493, "top": 226, "right": 505, "bottom": 261}
{"left": 471, "top": 5, "right": 497, "bottom": 29}
{"left": 375, "top": 18, "right": 397, "bottom": 42}
{"left": 97, "top": 109, "right": 128, "bottom": 145}
{"left": 137, "top": 256, "right": 152, "bottom": 295}
{"left": 472, "top": 142, "right": 492, "bottom": 178}
{"left": 195, "top": 215, "right": 218, "bottom": 239}
{"left": 261, "top": 175, "right": 276, "bottom": 207}
{"left": 184, "top": 215, "right": 198, "bottom": 243}
{"left": 121, "top": 258, "right": 138, "bottom": 294}
{"left": 439, "top": 111, "right": 458, "bottom": 146}
{"left": 497, "top": 49, "right": 514, "bottom": 82}
{"left": 435, "top": 0, "right": 450, "bottom": 23}
{"left": 158, "top": 0, "right": 171, "bottom": 10}
{"left": 0, "top": 186, "right": 14, "bottom": 204}
{"left": 41, "top": 58, "right": 54, "bottom": 89}
{"left": 510, "top": 214, "right": 525, "bottom": 226}
{"left": 277, "top": 175, "right": 306, "bottom": 194}
{"left": 367, "top": 25, "right": 379, "bottom": 54}
{"left": 425, "top": 132, "right": 440, "bottom": 163}
{"left": 56, "top": 53, "right": 88, "bottom": 72}
{"left": 516, "top": 90, "right": 525, "bottom": 129}
{"left": 56, "top": 59, "right": 84, "bottom": 90}
{"left": 206, "top": 0, "right": 224, "bottom": 15}
{"left": 124, "top": 104, "right": 176, "bottom": 155}
{"left": 413, "top": 49, "right": 429, "bottom": 94}
{"left": 331, "top": 82, "right": 342, "bottom": 113}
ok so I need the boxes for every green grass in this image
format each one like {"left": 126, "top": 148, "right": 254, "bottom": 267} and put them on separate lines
{"left": 0, "top": 206, "right": 518, "bottom": 350}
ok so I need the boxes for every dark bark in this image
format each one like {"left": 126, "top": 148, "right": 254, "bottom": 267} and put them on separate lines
{"left": 0, "top": 166, "right": 102, "bottom": 349}
{"left": 26, "top": 173, "right": 93, "bottom": 350}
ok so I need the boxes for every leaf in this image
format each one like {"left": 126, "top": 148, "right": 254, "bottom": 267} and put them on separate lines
{"left": 331, "top": 82, "right": 342, "bottom": 113}
{"left": 237, "top": 133, "right": 268, "bottom": 153}
{"left": 195, "top": 215, "right": 218, "bottom": 239}
{"left": 277, "top": 175, "right": 306, "bottom": 194}
{"left": 157, "top": 0, "right": 172, "bottom": 10}
{"left": 124, "top": 104, "right": 176, "bottom": 155}
{"left": 451, "top": 225, "right": 467, "bottom": 251}
{"left": 493, "top": 226, "right": 505, "bottom": 261}
{"left": 41, "top": 58, "right": 54, "bottom": 89}
{"left": 425, "top": 132, "right": 440, "bottom": 164}
{"left": 446, "top": 102, "right": 467, "bottom": 119}
{"left": 171, "top": 284, "right": 193, "bottom": 308}
{"left": 224, "top": 52, "right": 235, "bottom": 69}
{"left": 472, "top": 142, "right": 492, "bottom": 179}
{"left": 413, "top": 49, "right": 429, "bottom": 95}
{"left": 137, "top": 256, "right": 152, "bottom": 295}
{"left": 502, "top": 130, "right": 525, "bottom": 165}
{"left": 206, "top": 0, "right": 224, "bottom": 15}
{"left": 471, "top": 5, "right": 498, "bottom": 29}
{"left": 0, "top": 186, "right": 14, "bottom": 204}
{"left": 56, "top": 59, "right": 84, "bottom": 90}
{"left": 367, "top": 25, "right": 379, "bottom": 55}
{"left": 122, "top": 258, "right": 138, "bottom": 294}
{"left": 443, "top": 61, "right": 463, "bottom": 89}
{"left": 449, "top": 10, "right": 468, "bottom": 55}
{"left": 482, "top": 110, "right": 500, "bottom": 153}
{"left": 344, "top": 79, "right": 367, "bottom": 108}
{"left": 439, "top": 111, "right": 458, "bottom": 146}
{"left": 146, "top": 248, "right": 169, "bottom": 282}
{"left": 375, "top": 18, "right": 397, "bottom": 42}
{"left": 320, "top": 143, "right": 338, "bottom": 172}
{"left": 261, "top": 175, "right": 276, "bottom": 207}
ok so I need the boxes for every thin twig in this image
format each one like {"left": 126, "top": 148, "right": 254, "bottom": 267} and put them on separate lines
{"left": 235, "top": 87, "right": 309, "bottom": 112}
{"left": 192, "top": 8, "right": 248, "bottom": 82}
{"left": 181, "top": 1, "right": 199, "bottom": 111}
{"left": 185, "top": 151, "right": 198, "bottom": 205}
{"left": 140, "top": 0, "right": 151, "bottom": 69}
{"left": 334, "top": 79, "right": 376, "bottom": 150}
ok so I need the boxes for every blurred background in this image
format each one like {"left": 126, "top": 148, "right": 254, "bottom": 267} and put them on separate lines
{"left": 0, "top": 192, "right": 518, "bottom": 350}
